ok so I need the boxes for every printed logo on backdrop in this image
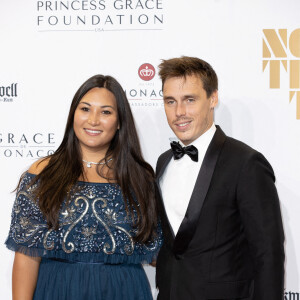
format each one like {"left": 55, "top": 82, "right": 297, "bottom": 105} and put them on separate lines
{"left": 138, "top": 63, "right": 155, "bottom": 81}
{"left": 36, "top": 0, "right": 164, "bottom": 32}
{"left": 0, "top": 133, "right": 56, "bottom": 159}
{"left": 0, "top": 83, "right": 18, "bottom": 103}
{"left": 285, "top": 290, "right": 300, "bottom": 300}
{"left": 263, "top": 28, "right": 300, "bottom": 119}
{"left": 125, "top": 62, "right": 163, "bottom": 107}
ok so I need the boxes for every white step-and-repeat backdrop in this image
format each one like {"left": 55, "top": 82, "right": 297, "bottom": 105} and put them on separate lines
{"left": 1, "top": 0, "right": 299, "bottom": 299}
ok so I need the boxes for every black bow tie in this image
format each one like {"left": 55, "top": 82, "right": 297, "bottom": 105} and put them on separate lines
{"left": 170, "top": 141, "right": 198, "bottom": 162}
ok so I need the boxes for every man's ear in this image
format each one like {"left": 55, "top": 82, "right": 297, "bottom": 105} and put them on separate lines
{"left": 210, "top": 90, "right": 218, "bottom": 109}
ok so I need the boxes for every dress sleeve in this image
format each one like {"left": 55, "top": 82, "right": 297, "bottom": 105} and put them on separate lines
{"left": 5, "top": 173, "right": 48, "bottom": 257}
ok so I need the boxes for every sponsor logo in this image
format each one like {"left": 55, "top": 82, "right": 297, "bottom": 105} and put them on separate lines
{"left": 285, "top": 290, "right": 300, "bottom": 300}
{"left": 138, "top": 63, "right": 155, "bottom": 81}
{"left": 263, "top": 28, "right": 300, "bottom": 119}
{"left": 124, "top": 62, "right": 163, "bottom": 107}
{"left": 36, "top": 0, "right": 164, "bottom": 32}
{"left": 0, "top": 83, "right": 18, "bottom": 103}
{"left": 0, "top": 132, "right": 56, "bottom": 158}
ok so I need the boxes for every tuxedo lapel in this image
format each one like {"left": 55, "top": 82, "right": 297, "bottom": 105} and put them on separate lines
{"left": 173, "top": 126, "right": 227, "bottom": 255}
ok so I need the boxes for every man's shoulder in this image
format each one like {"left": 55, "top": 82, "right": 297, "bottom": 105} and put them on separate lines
{"left": 158, "top": 148, "right": 172, "bottom": 161}
{"left": 222, "top": 134, "right": 267, "bottom": 165}
{"left": 155, "top": 148, "right": 172, "bottom": 174}
{"left": 225, "top": 135, "right": 256, "bottom": 153}
{"left": 215, "top": 125, "right": 258, "bottom": 157}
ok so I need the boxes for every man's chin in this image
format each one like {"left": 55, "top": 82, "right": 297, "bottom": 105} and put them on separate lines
{"left": 175, "top": 135, "right": 191, "bottom": 145}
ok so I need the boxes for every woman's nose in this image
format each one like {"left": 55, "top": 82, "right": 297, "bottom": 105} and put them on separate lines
{"left": 88, "top": 112, "right": 100, "bottom": 126}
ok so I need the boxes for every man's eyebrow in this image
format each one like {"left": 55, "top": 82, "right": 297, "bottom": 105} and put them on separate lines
{"left": 182, "top": 94, "right": 197, "bottom": 99}
{"left": 163, "top": 96, "right": 176, "bottom": 100}
{"left": 163, "top": 94, "right": 198, "bottom": 101}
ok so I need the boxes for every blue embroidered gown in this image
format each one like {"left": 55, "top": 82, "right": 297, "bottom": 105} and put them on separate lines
{"left": 5, "top": 172, "right": 162, "bottom": 300}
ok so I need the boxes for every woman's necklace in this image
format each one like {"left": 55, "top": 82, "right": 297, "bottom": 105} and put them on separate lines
{"left": 82, "top": 158, "right": 113, "bottom": 168}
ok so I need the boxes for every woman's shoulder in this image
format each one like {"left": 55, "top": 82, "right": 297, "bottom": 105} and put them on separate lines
{"left": 28, "top": 157, "right": 50, "bottom": 175}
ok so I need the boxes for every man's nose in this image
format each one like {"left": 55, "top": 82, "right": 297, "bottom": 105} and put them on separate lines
{"left": 175, "top": 103, "right": 186, "bottom": 117}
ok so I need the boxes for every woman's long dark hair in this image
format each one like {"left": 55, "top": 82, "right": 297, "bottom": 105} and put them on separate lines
{"left": 30, "top": 75, "right": 158, "bottom": 243}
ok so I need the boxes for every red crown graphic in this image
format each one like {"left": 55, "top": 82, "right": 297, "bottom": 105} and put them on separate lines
{"left": 138, "top": 63, "right": 155, "bottom": 81}
{"left": 140, "top": 66, "right": 154, "bottom": 77}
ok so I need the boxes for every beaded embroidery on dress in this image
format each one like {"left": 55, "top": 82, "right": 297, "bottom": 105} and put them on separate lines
{"left": 6, "top": 172, "right": 162, "bottom": 264}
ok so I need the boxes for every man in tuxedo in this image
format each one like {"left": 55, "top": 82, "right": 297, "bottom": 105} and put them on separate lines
{"left": 155, "top": 56, "right": 285, "bottom": 300}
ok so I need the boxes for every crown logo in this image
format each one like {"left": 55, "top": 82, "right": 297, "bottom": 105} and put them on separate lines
{"left": 140, "top": 66, "right": 154, "bottom": 77}
{"left": 138, "top": 63, "right": 155, "bottom": 81}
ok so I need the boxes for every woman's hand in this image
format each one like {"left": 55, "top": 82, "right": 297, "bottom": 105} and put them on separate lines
{"left": 12, "top": 252, "right": 41, "bottom": 300}
{"left": 150, "top": 260, "right": 156, "bottom": 267}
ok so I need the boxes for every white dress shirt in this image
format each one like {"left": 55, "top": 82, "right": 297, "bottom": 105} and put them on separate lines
{"left": 159, "top": 124, "right": 216, "bottom": 235}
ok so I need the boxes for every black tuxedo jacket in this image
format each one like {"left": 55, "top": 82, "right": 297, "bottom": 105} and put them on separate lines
{"left": 155, "top": 126, "right": 285, "bottom": 300}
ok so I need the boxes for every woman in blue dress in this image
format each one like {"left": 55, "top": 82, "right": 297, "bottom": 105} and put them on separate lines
{"left": 6, "top": 75, "right": 162, "bottom": 300}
